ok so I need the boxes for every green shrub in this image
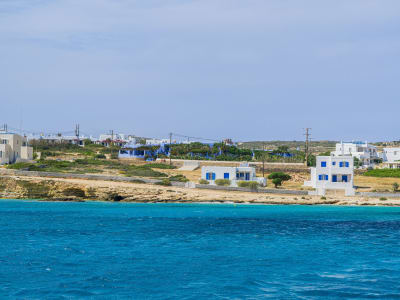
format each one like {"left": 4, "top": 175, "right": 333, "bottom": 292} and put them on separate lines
{"left": 155, "top": 178, "right": 172, "bottom": 186}
{"left": 131, "top": 179, "right": 146, "bottom": 184}
{"left": 199, "top": 179, "right": 209, "bottom": 185}
{"left": 95, "top": 154, "right": 106, "bottom": 159}
{"left": 169, "top": 174, "right": 189, "bottom": 182}
{"left": 380, "top": 197, "right": 388, "bottom": 201}
{"left": 147, "top": 163, "right": 176, "bottom": 169}
{"left": 321, "top": 196, "right": 327, "bottom": 200}
{"left": 237, "top": 181, "right": 259, "bottom": 190}
{"left": 364, "top": 169, "right": 400, "bottom": 178}
{"left": 215, "top": 179, "right": 231, "bottom": 186}
{"left": 268, "top": 172, "right": 291, "bottom": 188}
{"left": 393, "top": 182, "right": 399, "bottom": 192}
{"left": 272, "top": 178, "right": 283, "bottom": 188}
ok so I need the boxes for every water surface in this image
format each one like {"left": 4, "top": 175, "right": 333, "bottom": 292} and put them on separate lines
{"left": 1, "top": 200, "right": 400, "bottom": 299}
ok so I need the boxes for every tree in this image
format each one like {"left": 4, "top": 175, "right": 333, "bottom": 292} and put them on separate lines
{"left": 268, "top": 172, "right": 292, "bottom": 188}
{"left": 272, "top": 178, "right": 283, "bottom": 188}
{"left": 276, "top": 146, "right": 289, "bottom": 154}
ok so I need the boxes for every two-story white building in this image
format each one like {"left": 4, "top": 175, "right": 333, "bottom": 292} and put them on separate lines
{"left": 0, "top": 132, "right": 34, "bottom": 165}
{"left": 201, "top": 163, "right": 266, "bottom": 187}
{"left": 379, "top": 148, "right": 400, "bottom": 169}
{"left": 304, "top": 156, "right": 355, "bottom": 196}
{"left": 331, "top": 142, "right": 378, "bottom": 168}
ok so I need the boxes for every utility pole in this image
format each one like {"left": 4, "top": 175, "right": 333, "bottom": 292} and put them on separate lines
{"left": 110, "top": 130, "right": 114, "bottom": 158}
{"left": 169, "top": 132, "right": 173, "bottom": 166}
{"left": 75, "top": 124, "right": 80, "bottom": 145}
{"left": 262, "top": 142, "right": 266, "bottom": 178}
{"left": 304, "top": 128, "right": 311, "bottom": 166}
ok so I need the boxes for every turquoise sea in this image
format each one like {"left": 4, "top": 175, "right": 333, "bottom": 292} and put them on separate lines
{"left": 1, "top": 200, "right": 400, "bottom": 299}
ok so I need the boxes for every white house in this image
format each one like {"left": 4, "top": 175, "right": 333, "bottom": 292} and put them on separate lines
{"left": 379, "top": 148, "right": 400, "bottom": 169}
{"left": 331, "top": 141, "right": 379, "bottom": 168}
{"left": 201, "top": 163, "right": 266, "bottom": 187}
{"left": 0, "top": 132, "right": 34, "bottom": 165}
{"left": 304, "top": 156, "right": 355, "bottom": 196}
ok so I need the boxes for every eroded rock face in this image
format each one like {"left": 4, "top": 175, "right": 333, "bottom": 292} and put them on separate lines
{"left": 0, "top": 176, "right": 192, "bottom": 202}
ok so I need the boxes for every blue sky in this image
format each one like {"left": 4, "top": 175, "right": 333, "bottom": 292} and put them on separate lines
{"left": 1, "top": 0, "right": 399, "bottom": 141}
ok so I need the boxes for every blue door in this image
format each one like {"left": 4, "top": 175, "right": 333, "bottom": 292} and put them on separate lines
{"left": 212, "top": 173, "right": 216, "bottom": 180}
{"left": 342, "top": 175, "right": 348, "bottom": 182}
{"left": 332, "top": 175, "right": 337, "bottom": 182}
{"left": 245, "top": 173, "right": 250, "bottom": 181}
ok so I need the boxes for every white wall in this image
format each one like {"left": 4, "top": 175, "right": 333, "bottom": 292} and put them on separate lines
{"left": 0, "top": 133, "right": 33, "bottom": 164}
{"left": 201, "top": 166, "right": 266, "bottom": 186}
{"left": 305, "top": 156, "right": 355, "bottom": 196}
{"left": 382, "top": 148, "right": 400, "bottom": 163}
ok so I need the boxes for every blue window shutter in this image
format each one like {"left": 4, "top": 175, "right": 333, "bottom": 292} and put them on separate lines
{"left": 339, "top": 162, "right": 343, "bottom": 167}
{"left": 212, "top": 173, "right": 216, "bottom": 180}
{"left": 321, "top": 161, "right": 327, "bottom": 167}
{"left": 206, "top": 173, "right": 210, "bottom": 180}
{"left": 325, "top": 175, "right": 329, "bottom": 180}
{"left": 319, "top": 175, "right": 322, "bottom": 181}
{"left": 332, "top": 162, "right": 336, "bottom": 166}
{"left": 224, "top": 173, "right": 229, "bottom": 179}
{"left": 345, "top": 162, "right": 349, "bottom": 167}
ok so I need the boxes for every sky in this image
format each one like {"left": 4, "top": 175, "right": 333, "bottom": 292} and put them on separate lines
{"left": 1, "top": 0, "right": 399, "bottom": 142}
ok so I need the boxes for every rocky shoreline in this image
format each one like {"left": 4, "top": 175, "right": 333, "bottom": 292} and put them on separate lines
{"left": 1, "top": 174, "right": 400, "bottom": 206}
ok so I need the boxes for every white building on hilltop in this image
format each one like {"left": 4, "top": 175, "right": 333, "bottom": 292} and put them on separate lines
{"left": 0, "top": 132, "right": 33, "bottom": 165}
{"left": 331, "top": 142, "right": 379, "bottom": 168}
{"left": 304, "top": 156, "right": 355, "bottom": 196}
{"left": 380, "top": 148, "right": 400, "bottom": 169}
{"left": 201, "top": 163, "right": 266, "bottom": 187}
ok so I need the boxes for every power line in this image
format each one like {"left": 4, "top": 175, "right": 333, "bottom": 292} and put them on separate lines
{"left": 171, "top": 132, "right": 222, "bottom": 143}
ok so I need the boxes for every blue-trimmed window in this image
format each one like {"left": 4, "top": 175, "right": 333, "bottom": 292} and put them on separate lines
{"left": 339, "top": 162, "right": 344, "bottom": 167}
{"left": 319, "top": 174, "right": 328, "bottom": 181}
{"left": 206, "top": 173, "right": 216, "bottom": 180}
{"left": 321, "top": 161, "right": 327, "bottom": 167}
{"left": 224, "top": 173, "right": 230, "bottom": 179}
{"left": 345, "top": 162, "right": 350, "bottom": 167}
{"left": 332, "top": 161, "right": 336, "bottom": 166}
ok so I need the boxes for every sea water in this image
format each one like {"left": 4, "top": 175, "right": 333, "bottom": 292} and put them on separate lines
{"left": 1, "top": 200, "right": 400, "bottom": 299}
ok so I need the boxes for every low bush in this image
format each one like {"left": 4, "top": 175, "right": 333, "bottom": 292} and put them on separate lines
{"left": 147, "top": 163, "right": 176, "bottom": 169}
{"left": 110, "top": 153, "right": 119, "bottom": 160}
{"left": 169, "top": 174, "right": 189, "bottom": 182}
{"left": 199, "top": 179, "right": 209, "bottom": 185}
{"left": 380, "top": 197, "right": 388, "bottom": 201}
{"left": 364, "top": 169, "right": 400, "bottom": 178}
{"left": 95, "top": 154, "right": 106, "bottom": 159}
{"left": 237, "top": 181, "right": 259, "bottom": 190}
{"left": 321, "top": 196, "right": 327, "bottom": 200}
{"left": 155, "top": 178, "right": 172, "bottom": 186}
{"left": 215, "top": 179, "right": 231, "bottom": 186}
{"left": 131, "top": 179, "right": 146, "bottom": 184}
{"left": 393, "top": 182, "right": 399, "bottom": 192}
